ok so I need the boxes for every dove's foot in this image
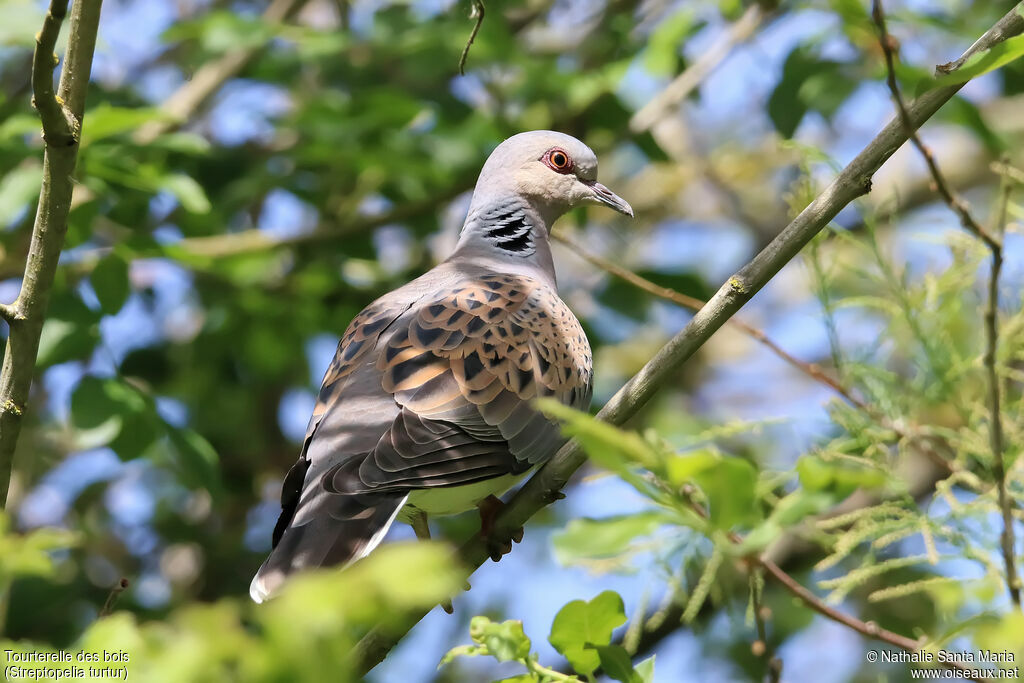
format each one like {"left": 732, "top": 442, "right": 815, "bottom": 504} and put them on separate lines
{"left": 478, "top": 495, "right": 524, "bottom": 562}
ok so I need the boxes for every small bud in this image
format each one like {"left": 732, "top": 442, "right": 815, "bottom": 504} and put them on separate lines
{"left": 53, "top": 52, "right": 59, "bottom": 66}
{"left": 758, "top": 606, "right": 772, "bottom": 621}
{"left": 751, "top": 640, "right": 766, "bottom": 657}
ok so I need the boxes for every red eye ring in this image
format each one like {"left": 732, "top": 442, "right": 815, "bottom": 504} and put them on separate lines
{"left": 542, "top": 148, "right": 573, "bottom": 174}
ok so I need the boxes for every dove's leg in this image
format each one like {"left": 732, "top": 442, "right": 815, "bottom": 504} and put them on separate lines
{"left": 478, "top": 495, "right": 524, "bottom": 562}
{"left": 410, "top": 510, "right": 454, "bottom": 614}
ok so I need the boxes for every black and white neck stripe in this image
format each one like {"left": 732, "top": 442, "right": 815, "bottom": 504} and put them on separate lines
{"left": 470, "top": 201, "right": 537, "bottom": 256}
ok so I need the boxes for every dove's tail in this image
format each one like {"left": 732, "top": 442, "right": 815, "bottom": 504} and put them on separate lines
{"left": 249, "top": 457, "right": 407, "bottom": 604}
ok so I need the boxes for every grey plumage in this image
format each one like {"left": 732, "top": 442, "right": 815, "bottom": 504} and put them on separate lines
{"left": 251, "top": 131, "right": 632, "bottom": 603}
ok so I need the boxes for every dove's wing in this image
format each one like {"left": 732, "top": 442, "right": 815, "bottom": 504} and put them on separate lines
{"left": 251, "top": 269, "right": 591, "bottom": 602}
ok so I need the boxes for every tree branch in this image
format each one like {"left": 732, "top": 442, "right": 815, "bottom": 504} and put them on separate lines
{"left": 458, "top": 0, "right": 485, "bottom": 76}
{"left": 552, "top": 231, "right": 870, "bottom": 412}
{"left": 759, "top": 557, "right": 985, "bottom": 680}
{"left": 629, "top": 2, "right": 771, "bottom": 133}
{"left": 352, "top": 3, "right": 1024, "bottom": 672}
{"left": 680, "top": 499, "right": 988, "bottom": 682}
{"left": 585, "top": 444, "right": 952, "bottom": 673}
{"left": 872, "top": 0, "right": 1020, "bottom": 610}
{"left": 31, "top": 0, "right": 75, "bottom": 146}
{"left": 0, "top": 0, "right": 104, "bottom": 506}
{"left": 132, "top": 0, "right": 309, "bottom": 145}
{"left": 872, "top": 1, "right": 1000, "bottom": 250}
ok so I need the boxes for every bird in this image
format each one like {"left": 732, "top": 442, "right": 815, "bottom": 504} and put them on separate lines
{"left": 250, "top": 130, "right": 633, "bottom": 604}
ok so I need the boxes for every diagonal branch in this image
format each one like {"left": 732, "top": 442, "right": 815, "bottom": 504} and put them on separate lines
{"left": 681, "top": 498, "right": 988, "bottom": 682}
{"left": 132, "top": 0, "right": 309, "bottom": 145}
{"left": 0, "top": 0, "right": 104, "bottom": 506}
{"left": 630, "top": 1, "right": 771, "bottom": 133}
{"left": 352, "top": 3, "right": 1024, "bottom": 672}
{"left": 873, "top": 0, "right": 1020, "bottom": 611}
{"left": 552, "top": 231, "right": 869, "bottom": 412}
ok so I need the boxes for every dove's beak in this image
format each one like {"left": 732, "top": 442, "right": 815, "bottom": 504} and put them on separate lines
{"left": 585, "top": 181, "right": 633, "bottom": 217}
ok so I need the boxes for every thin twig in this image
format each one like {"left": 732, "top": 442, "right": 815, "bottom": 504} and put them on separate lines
{"left": 458, "top": 0, "right": 485, "bottom": 76}
{"left": 553, "top": 231, "right": 870, "bottom": 411}
{"left": 353, "top": 4, "right": 1024, "bottom": 671}
{"left": 871, "top": 0, "right": 1000, "bottom": 250}
{"left": 760, "top": 556, "right": 986, "bottom": 681}
{"left": 749, "top": 570, "right": 781, "bottom": 683}
{"left": 987, "top": 173, "right": 1018, "bottom": 608}
{"left": 99, "top": 578, "right": 129, "bottom": 617}
{"left": 0, "top": 304, "right": 18, "bottom": 325}
{"left": 873, "top": 0, "right": 1020, "bottom": 610}
{"left": 683, "top": 499, "right": 987, "bottom": 682}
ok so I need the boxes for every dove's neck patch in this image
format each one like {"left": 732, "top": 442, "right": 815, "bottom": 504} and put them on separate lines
{"left": 467, "top": 199, "right": 537, "bottom": 257}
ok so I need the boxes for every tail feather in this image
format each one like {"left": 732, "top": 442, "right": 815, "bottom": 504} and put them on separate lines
{"left": 250, "top": 493, "right": 407, "bottom": 603}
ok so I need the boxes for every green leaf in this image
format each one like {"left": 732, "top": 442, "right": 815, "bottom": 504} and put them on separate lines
{"left": 266, "top": 542, "right": 461, "bottom": 627}
{"left": 0, "top": 161, "right": 42, "bottom": 228}
{"left": 0, "top": 0, "right": 44, "bottom": 46}
{"left": 592, "top": 644, "right": 642, "bottom": 683}
{"left": 90, "top": 254, "right": 131, "bottom": 313}
{"left": 667, "top": 451, "right": 759, "bottom": 529}
{"left": 168, "top": 428, "right": 223, "bottom": 499}
{"left": 0, "top": 515, "right": 80, "bottom": 588}
{"left": 162, "top": 11, "right": 275, "bottom": 53}
{"left": 468, "top": 617, "right": 531, "bottom": 663}
{"left": 634, "top": 655, "right": 656, "bottom": 683}
{"left": 537, "top": 400, "right": 660, "bottom": 472}
{"left": 438, "top": 644, "right": 484, "bottom": 667}
{"left": 736, "top": 490, "right": 836, "bottom": 553}
{"left": 552, "top": 512, "right": 669, "bottom": 566}
{"left": 918, "top": 33, "right": 1024, "bottom": 93}
{"left": 0, "top": 114, "right": 41, "bottom": 140}
{"left": 36, "top": 318, "right": 96, "bottom": 369}
{"left": 81, "top": 105, "right": 174, "bottom": 147}
{"left": 796, "top": 455, "right": 886, "bottom": 499}
{"left": 70, "top": 377, "right": 153, "bottom": 456}
{"left": 160, "top": 173, "right": 212, "bottom": 214}
{"left": 769, "top": 48, "right": 854, "bottom": 138}
{"left": 643, "top": 9, "right": 695, "bottom": 76}
{"left": 549, "top": 591, "right": 627, "bottom": 677}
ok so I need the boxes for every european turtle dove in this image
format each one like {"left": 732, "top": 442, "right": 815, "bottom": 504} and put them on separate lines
{"left": 251, "top": 130, "right": 632, "bottom": 603}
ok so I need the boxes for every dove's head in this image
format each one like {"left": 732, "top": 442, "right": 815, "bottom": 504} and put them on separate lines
{"left": 470, "top": 130, "right": 633, "bottom": 224}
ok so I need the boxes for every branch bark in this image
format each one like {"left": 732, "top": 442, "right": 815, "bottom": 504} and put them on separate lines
{"left": 0, "top": 0, "right": 104, "bottom": 506}
{"left": 352, "top": 3, "right": 1024, "bottom": 673}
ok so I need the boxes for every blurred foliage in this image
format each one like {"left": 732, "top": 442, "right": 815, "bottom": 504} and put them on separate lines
{"left": 442, "top": 593, "right": 654, "bottom": 682}
{"left": 0, "top": 514, "right": 460, "bottom": 682}
{"left": 0, "top": 0, "right": 1023, "bottom": 681}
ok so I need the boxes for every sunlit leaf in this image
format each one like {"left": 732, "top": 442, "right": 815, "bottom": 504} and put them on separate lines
{"left": 552, "top": 512, "right": 670, "bottom": 566}
{"left": 549, "top": 590, "right": 626, "bottom": 677}
{"left": 90, "top": 253, "right": 131, "bottom": 313}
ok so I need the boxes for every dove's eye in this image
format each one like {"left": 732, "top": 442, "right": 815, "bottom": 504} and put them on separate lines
{"left": 543, "top": 148, "right": 573, "bottom": 174}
